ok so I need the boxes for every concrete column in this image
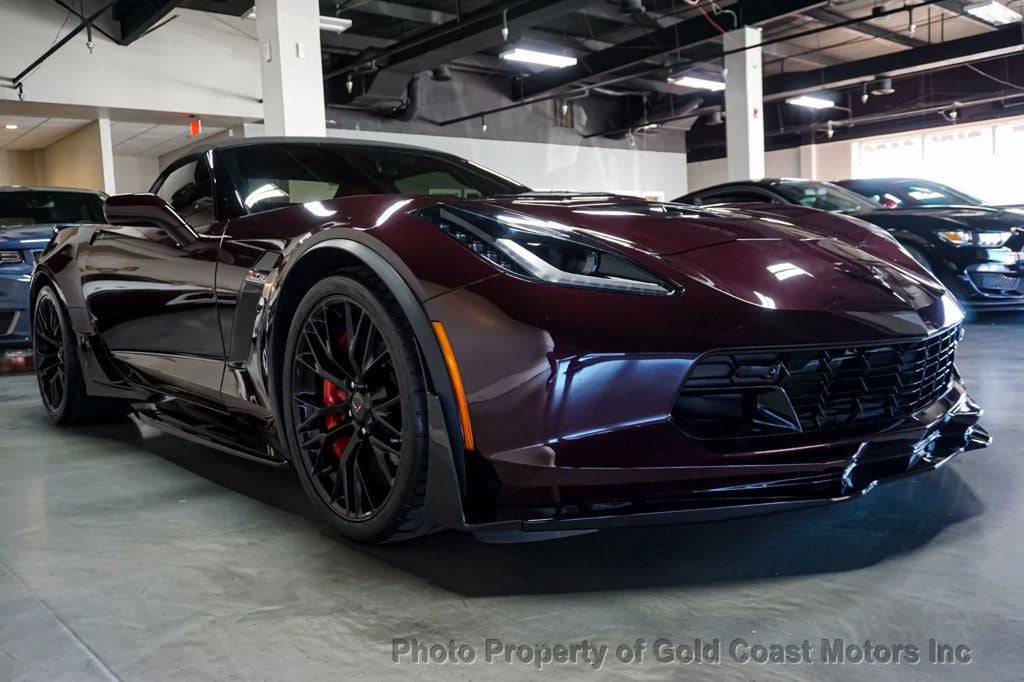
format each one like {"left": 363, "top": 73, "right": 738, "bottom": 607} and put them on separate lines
{"left": 724, "top": 26, "right": 765, "bottom": 180}
{"left": 97, "top": 117, "right": 117, "bottom": 195}
{"left": 255, "top": 0, "right": 326, "bottom": 136}
{"left": 799, "top": 143, "right": 817, "bottom": 180}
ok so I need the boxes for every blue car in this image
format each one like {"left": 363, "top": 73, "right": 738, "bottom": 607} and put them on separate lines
{"left": 1, "top": 187, "right": 106, "bottom": 357}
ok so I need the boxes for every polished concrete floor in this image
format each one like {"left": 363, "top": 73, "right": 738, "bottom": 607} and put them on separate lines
{"left": 1, "top": 316, "right": 1022, "bottom": 681}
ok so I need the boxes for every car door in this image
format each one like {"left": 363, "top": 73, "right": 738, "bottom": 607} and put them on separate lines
{"left": 78, "top": 153, "right": 226, "bottom": 402}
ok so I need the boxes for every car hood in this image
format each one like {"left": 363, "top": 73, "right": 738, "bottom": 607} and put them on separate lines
{"left": 661, "top": 235, "right": 946, "bottom": 315}
{"left": 484, "top": 195, "right": 853, "bottom": 255}
{"left": 0, "top": 224, "right": 55, "bottom": 249}
{"left": 855, "top": 205, "right": 1024, "bottom": 230}
{"left": 475, "top": 196, "right": 948, "bottom": 318}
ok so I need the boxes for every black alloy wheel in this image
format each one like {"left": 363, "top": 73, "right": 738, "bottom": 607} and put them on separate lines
{"left": 284, "top": 274, "right": 429, "bottom": 542}
{"left": 33, "top": 286, "right": 129, "bottom": 424}
{"left": 33, "top": 292, "right": 66, "bottom": 413}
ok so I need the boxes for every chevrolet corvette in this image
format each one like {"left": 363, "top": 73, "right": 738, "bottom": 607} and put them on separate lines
{"left": 32, "top": 138, "right": 990, "bottom": 542}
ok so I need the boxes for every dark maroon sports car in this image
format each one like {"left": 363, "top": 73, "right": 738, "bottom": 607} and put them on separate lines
{"left": 31, "top": 138, "right": 990, "bottom": 542}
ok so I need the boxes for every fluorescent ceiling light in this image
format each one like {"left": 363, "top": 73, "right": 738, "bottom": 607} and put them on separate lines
{"left": 963, "top": 1, "right": 1022, "bottom": 25}
{"left": 3, "top": 124, "right": 17, "bottom": 130}
{"left": 669, "top": 75, "right": 726, "bottom": 91}
{"left": 786, "top": 95, "right": 835, "bottom": 109}
{"left": 245, "top": 10, "right": 352, "bottom": 34}
{"left": 500, "top": 48, "right": 577, "bottom": 68}
{"left": 319, "top": 16, "right": 352, "bottom": 33}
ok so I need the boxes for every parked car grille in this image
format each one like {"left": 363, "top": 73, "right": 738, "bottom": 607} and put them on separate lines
{"left": 969, "top": 272, "right": 1024, "bottom": 294}
{"left": 676, "top": 325, "right": 960, "bottom": 438}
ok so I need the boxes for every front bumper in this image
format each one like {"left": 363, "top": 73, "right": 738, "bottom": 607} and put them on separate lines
{"left": 0, "top": 270, "right": 32, "bottom": 352}
{"left": 948, "top": 248, "right": 1024, "bottom": 309}
{"left": 469, "top": 381, "right": 988, "bottom": 532}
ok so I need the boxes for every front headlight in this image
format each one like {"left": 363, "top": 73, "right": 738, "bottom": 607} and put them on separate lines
{"left": 0, "top": 251, "right": 26, "bottom": 265}
{"left": 938, "top": 230, "right": 1012, "bottom": 247}
{"left": 415, "top": 204, "right": 676, "bottom": 295}
{"left": 976, "top": 231, "right": 1013, "bottom": 248}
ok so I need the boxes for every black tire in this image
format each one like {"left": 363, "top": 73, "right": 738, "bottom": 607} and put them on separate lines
{"left": 33, "top": 286, "right": 130, "bottom": 424}
{"left": 281, "top": 271, "right": 431, "bottom": 543}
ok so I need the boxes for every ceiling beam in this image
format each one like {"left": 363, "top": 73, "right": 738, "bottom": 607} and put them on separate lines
{"left": 340, "top": 0, "right": 454, "bottom": 25}
{"left": 326, "top": 0, "right": 606, "bottom": 106}
{"left": 762, "top": 41, "right": 842, "bottom": 68}
{"left": 514, "top": 0, "right": 827, "bottom": 100}
{"left": 803, "top": 7, "right": 928, "bottom": 49}
{"left": 112, "top": 0, "right": 182, "bottom": 44}
{"left": 762, "top": 23, "right": 1024, "bottom": 101}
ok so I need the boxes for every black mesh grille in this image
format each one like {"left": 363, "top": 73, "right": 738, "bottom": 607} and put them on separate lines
{"left": 969, "top": 272, "right": 1024, "bottom": 293}
{"left": 681, "top": 326, "right": 960, "bottom": 434}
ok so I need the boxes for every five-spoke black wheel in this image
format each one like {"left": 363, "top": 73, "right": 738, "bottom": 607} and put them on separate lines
{"left": 283, "top": 273, "right": 429, "bottom": 542}
{"left": 33, "top": 291, "right": 66, "bottom": 414}
{"left": 33, "top": 286, "right": 129, "bottom": 424}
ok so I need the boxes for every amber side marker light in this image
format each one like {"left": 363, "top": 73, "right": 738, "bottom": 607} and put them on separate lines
{"left": 431, "top": 321, "right": 475, "bottom": 451}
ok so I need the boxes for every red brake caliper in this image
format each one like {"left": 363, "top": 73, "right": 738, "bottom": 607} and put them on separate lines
{"left": 322, "top": 333, "right": 351, "bottom": 459}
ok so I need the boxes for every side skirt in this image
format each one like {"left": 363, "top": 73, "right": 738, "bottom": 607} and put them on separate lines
{"left": 133, "top": 401, "right": 289, "bottom": 468}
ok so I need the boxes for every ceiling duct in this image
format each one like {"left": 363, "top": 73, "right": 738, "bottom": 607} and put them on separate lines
{"left": 325, "top": 0, "right": 603, "bottom": 108}
{"left": 870, "top": 77, "right": 895, "bottom": 95}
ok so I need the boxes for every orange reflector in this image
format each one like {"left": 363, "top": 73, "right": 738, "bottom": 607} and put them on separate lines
{"left": 188, "top": 119, "right": 202, "bottom": 137}
{"left": 431, "top": 321, "right": 474, "bottom": 451}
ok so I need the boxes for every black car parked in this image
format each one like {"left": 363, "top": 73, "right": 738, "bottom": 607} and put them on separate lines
{"left": 835, "top": 177, "right": 1024, "bottom": 211}
{"left": 676, "top": 178, "right": 1024, "bottom": 310}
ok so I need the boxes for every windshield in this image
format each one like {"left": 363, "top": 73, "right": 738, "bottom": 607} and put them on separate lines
{"left": 223, "top": 143, "right": 530, "bottom": 214}
{"left": 0, "top": 190, "right": 105, "bottom": 227}
{"left": 772, "top": 180, "right": 878, "bottom": 213}
{"left": 884, "top": 180, "right": 984, "bottom": 207}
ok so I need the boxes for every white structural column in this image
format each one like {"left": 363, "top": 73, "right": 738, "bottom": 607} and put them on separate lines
{"left": 799, "top": 144, "right": 818, "bottom": 180}
{"left": 255, "top": 0, "right": 326, "bottom": 136}
{"left": 97, "top": 116, "right": 117, "bottom": 195}
{"left": 724, "top": 27, "right": 765, "bottom": 180}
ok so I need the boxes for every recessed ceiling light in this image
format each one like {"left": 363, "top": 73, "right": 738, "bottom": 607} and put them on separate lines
{"left": 4, "top": 124, "right": 17, "bottom": 130}
{"left": 963, "top": 1, "right": 1022, "bottom": 26}
{"left": 786, "top": 95, "right": 836, "bottom": 110}
{"left": 500, "top": 48, "right": 577, "bottom": 69}
{"left": 669, "top": 75, "right": 726, "bottom": 91}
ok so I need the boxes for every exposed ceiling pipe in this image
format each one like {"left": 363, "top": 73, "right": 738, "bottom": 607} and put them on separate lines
{"left": 583, "top": 94, "right": 702, "bottom": 138}
{"left": 441, "top": 0, "right": 952, "bottom": 126}
{"left": 383, "top": 75, "right": 420, "bottom": 121}
{"left": 7, "top": 0, "right": 116, "bottom": 87}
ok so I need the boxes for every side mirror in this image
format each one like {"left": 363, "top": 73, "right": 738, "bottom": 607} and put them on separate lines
{"left": 103, "top": 193, "right": 197, "bottom": 245}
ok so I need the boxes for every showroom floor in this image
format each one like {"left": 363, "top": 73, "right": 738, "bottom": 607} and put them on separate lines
{"left": 0, "top": 316, "right": 1021, "bottom": 681}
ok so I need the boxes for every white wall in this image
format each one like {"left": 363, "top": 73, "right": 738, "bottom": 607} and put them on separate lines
{"left": 113, "top": 155, "right": 161, "bottom": 194}
{"left": 40, "top": 121, "right": 107, "bottom": 191}
{"left": 686, "top": 141, "right": 854, "bottom": 190}
{"left": 0, "top": 150, "right": 43, "bottom": 186}
{"left": 245, "top": 125, "right": 688, "bottom": 200}
{"left": 687, "top": 147, "right": 802, "bottom": 191}
{"left": 0, "top": 2, "right": 261, "bottom": 120}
